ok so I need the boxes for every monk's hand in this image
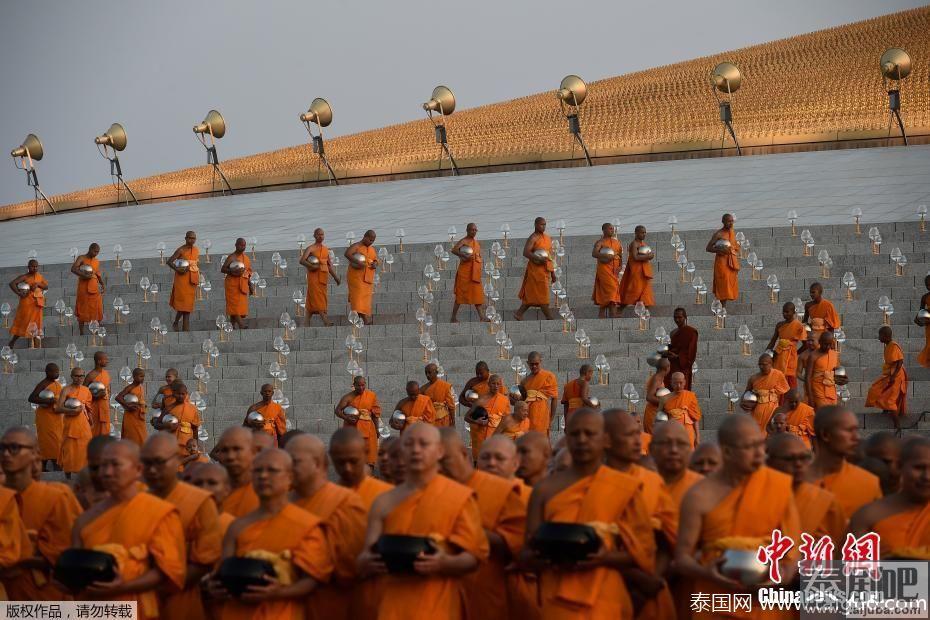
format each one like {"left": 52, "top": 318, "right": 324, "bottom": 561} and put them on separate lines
{"left": 413, "top": 549, "right": 446, "bottom": 575}
{"left": 621, "top": 567, "right": 665, "bottom": 597}
{"left": 241, "top": 575, "right": 283, "bottom": 602}
{"left": 573, "top": 545, "right": 614, "bottom": 571}
{"left": 85, "top": 574, "right": 125, "bottom": 597}
{"left": 709, "top": 557, "right": 747, "bottom": 591}
{"left": 357, "top": 549, "right": 387, "bottom": 578}
{"left": 204, "top": 575, "right": 231, "bottom": 600}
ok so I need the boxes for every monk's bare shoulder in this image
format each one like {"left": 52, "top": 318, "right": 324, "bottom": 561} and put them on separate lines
{"left": 72, "top": 498, "right": 115, "bottom": 536}
{"left": 849, "top": 496, "right": 903, "bottom": 534}
{"left": 680, "top": 475, "right": 729, "bottom": 515}
{"left": 532, "top": 470, "right": 575, "bottom": 506}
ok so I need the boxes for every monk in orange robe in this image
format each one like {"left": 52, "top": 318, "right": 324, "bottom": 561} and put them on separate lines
{"left": 523, "top": 409, "right": 655, "bottom": 619}
{"left": 168, "top": 231, "right": 200, "bottom": 332}
{"left": 806, "top": 331, "right": 840, "bottom": 407}
{"left": 516, "top": 431, "right": 552, "bottom": 488}
{"left": 345, "top": 229, "right": 379, "bottom": 325}
{"left": 690, "top": 443, "right": 722, "bottom": 477}
{"left": 116, "top": 367, "right": 148, "bottom": 447}
{"left": 706, "top": 213, "right": 740, "bottom": 306}
{"left": 771, "top": 390, "right": 815, "bottom": 448}
{"left": 663, "top": 372, "right": 702, "bottom": 448}
{"left": 643, "top": 358, "right": 670, "bottom": 433}
{"left": 300, "top": 228, "right": 340, "bottom": 327}
{"left": 807, "top": 406, "right": 882, "bottom": 520}
{"left": 865, "top": 326, "right": 908, "bottom": 430}
{"left": 464, "top": 374, "right": 511, "bottom": 451}
{"left": 335, "top": 375, "right": 381, "bottom": 466}
{"left": 164, "top": 382, "right": 202, "bottom": 459}
{"left": 0, "top": 427, "right": 81, "bottom": 600}
{"left": 514, "top": 217, "right": 556, "bottom": 321}
{"left": 521, "top": 351, "right": 558, "bottom": 435}
{"left": 55, "top": 367, "right": 94, "bottom": 476}
{"left": 917, "top": 276, "right": 930, "bottom": 368}
{"left": 665, "top": 307, "right": 698, "bottom": 391}
{"left": 767, "top": 302, "right": 807, "bottom": 391}
{"left": 495, "top": 401, "right": 531, "bottom": 441}
{"left": 561, "top": 364, "right": 595, "bottom": 419}
{"left": 592, "top": 222, "right": 622, "bottom": 318}
{"left": 7, "top": 259, "right": 47, "bottom": 348}
{"left": 743, "top": 354, "right": 790, "bottom": 431}
{"left": 438, "top": 429, "right": 526, "bottom": 620}
{"left": 221, "top": 237, "right": 253, "bottom": 330}
{"left": 460, "top": 361, "right": 506, "bottom": 459}
{"left": 214, "top": 427, "right": 260, "bottom": 517}
{"left": 189, "top": 462, "right": 235, "bottom": 536}
{"left": 286, "top": 435, "right": 366, "bottom": 620}
{"left": 863, "top": 432, "right": 902, "bottom": 496}
{"left": 766, "top": 433, "right": 845, "bottom": 544}
{"left": 422, "top": 363, "right": 456, "bottom": 427}
{"left": 28, "top": 363, "right": 63, "bottom": 471}
{"left": 142, "top": 433, "right": 221, "bottom": 620}
{"left": 451, "top": 222, "right": 487, "bottom": 323}
{"left": 395, "top": 381, "right": 436, "bottom": 429}
{"left": 603, "top": 411, "right": 677, "bottom": 620}
{"left": 803, "top": 282, "right": 840, "bottom": 343}
{"left": 0, "top": 484, "right": 30, "bottom": 600}
{"left": 618, "top": 225, "right": 655, "bottom": 311}
{"left": 850, "top": 438, "right": 930, "bottom": 558}
{"left": 84, "top": 351, "right": 111, "bottom": 436}
{"left": 677, "top": 415, "right": 800, "bottom": 620}
{"left": 245, "top": 384, "right": 286, "bottom": 444}
{"left": 71, "top": 243, "right": 104, "bottom": 335}
{"left": 70, "top": 441, "right": 186, "bottom": 619}
{"left": 357, "top": 423, "right": 489, "bottom": 619}
{"left": 211, "top": 448, "right": 335, "bottom": 620}
{"left": 151, "top": 368, "right": 178, "bottom": 414}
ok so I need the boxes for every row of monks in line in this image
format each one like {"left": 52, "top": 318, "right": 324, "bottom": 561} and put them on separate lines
{"left": 1, "top": 401, "right": 929, "bottom": 619}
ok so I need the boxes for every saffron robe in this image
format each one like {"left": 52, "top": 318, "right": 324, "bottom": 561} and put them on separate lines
{"left": 523, "top": 370, "right": 559, "bottom": 435}
{"left": 872, "top": 502, "right": 930, "bottom": 558}
{"left": 249, "top": 402, "right": 286, "bottom": 442}
{"left": 74, "top": 257, "right": 103, "bottom": 323}
{"left": 454, "top": 237, "right": 484, "bottom": 305}
{"left": 783, "top": 402, "right": 815, "bottom": 448}
{"left": 468, "top": 379, "right": 505, "bottom": 459}
{"left": 560, "top": 379, "right": 584, "bottom": 417}
{"left": 809, "top": 349, "right": 839, "bottom": 407}
{"left": 518, "top": 233, "right": 555, "bottom": 307}
{"left": 627, "top": 465, "right": 677, "bottom": 620}
{"left": 352, "top": 476, "right": 393, "bottom": 511}
{"left": 423, "top": 379, "right": 456, "bottom": 427}
{"left": 497, "top": 415, "right": 531, "bottom": 441}
{"left": 642, "top": 374, "right": 667, "bottom": 434}
{"left": 59, "top": 385, "right": 93, "bottom": 474}
{"left": 662, "top": 390, "right": 702, "bottom": 449}
{"left": 401, "top": 394, "right": 435, "bottom": 429}
{"left": 806, "top": 299, "right": 840, "bottom": 342}
{"left": 795, "top": 482, "right": 845, "bottom": 544}
{"left": 476, "top": 392, "right": 511, "bottom": 449}
{"left": 712, "top": 228, "right": 740, "bottom": 302}
{"left": 592, "top": 238, "right": 622, "bottom": 307}
{"left": 121, "top": 383, "right": 148, "bottom": 447}
{"left": 348, "top": 476, "right": 393, "bottom": 620}
{"left": 919, "top": 298, "right": 930, "bottom": 368}
{"left": 169, "top": 400, "right": 201, "bottom": 456}
{"left": 87, "top": 368, "right": 111, "bottom": 437}
{"left": 222, "top": 483, "right": 260, "bottom": 518}
{"left": 618, "top": 240, "right": 654, "bottom": 307}
{"left": 10, "top": 272, "right": 46, "bottom": 337}
{"left": 305, "top": 244, "right": 331, "bottom": 314}
{"left": 865, "top": 341, "right": 907, "bottom": 414}
{"left": 815, "top": 460, "right": 882, "bottom": 521}
{"left": 34, "top": 380, "right": 63, "bottom": 461}
{"left": 0, "top": 487, "right": 30, "bottom": 600}
{"left": 666, "top": 325, "right": 699, "bottom": 391}
{"left": 773, "top": 319, "right": 806, "bottom": 380}
{"left": 347, "top": 244, "right": 377, "bottom": 315}
{"left": 748, "top": 369, "right": 790, "bottom": 431}
{"left": 347, "top": 389, "right": 381, "bottom": 465}
{"left": 664, "top": 470, "right": 703, "bottom": 509}
{"left": 224, "top": 252, "right": 251, "bottom": 316}
{"left": 169, "top": 246, "right": 200, "bottom": 314}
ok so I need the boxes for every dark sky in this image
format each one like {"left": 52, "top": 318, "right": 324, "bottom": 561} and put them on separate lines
{"left": 0, "top": 0, "right": 924, "bottom": 206}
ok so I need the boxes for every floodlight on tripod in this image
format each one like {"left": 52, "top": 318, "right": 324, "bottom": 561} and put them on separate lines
{"left": 880, "top": 48, "right": 912, "bottom": 145}
{"left": 193, "top": 109, "right": 234, "bottom": 195}
{"left": 710, "top": 62, "right": 742, "bottom": 156}
{"left": 556, "top": 75, "right": 592, "bottom": 166}
{"left": 423, "top": 85, "right": 459, "bottom": 175}
{"left": 300, "top": 98, "right": 338, "bottom": 186}
{"left": 10, "top": 133, "right": 55, "bottom": 215}
{"left": 94, "top": 123, "right": 139, "bottom": 206}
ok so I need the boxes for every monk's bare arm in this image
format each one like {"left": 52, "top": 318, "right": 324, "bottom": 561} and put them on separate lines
{"left": 805, "top": 355, "right": 816, "bottom": 404}
{"left": 458, "top": 378, "right": 478, "bottom": 407}
{"left": 591, "top": 240, "right": 602, "bottom": 260}
{"left": 27, "top": 381, "right": 52, "bottom": 406}
{"left": 8, "top": 274, "right": 24, "bottom": 295}
{"left": 298, "top": 246, "right": 314, "bottom": 270}
{"left": 451, "top": 238, "right": 469, "bottom": 260}
{"left": 343, "top": 242, "right": 358, "bottom": 263}
{"left": 522, "top": 234, "right": 537, "bottom": 262}
{"left": 334, "top": 393, "right": 352, "bottom": 421}
{"left": 766, "top": 323, "right": 781, "bottom": 351}
{"left": 673, "top": 488, "right": 709, "bottom": 578}
{"left": 219, "top": 253, "right": 235, "bottom": 276}
{"left": 705, "top": 231, "right": 721, "bottom": 254}
{"left": 70, "top": 257, "right": 87, "bottom": 279}
{"left": 167, "top": 247, "right": 185, "bottom": 273}
{"left": 917, "top": 293, "right": 930, "bottom": 325}
{"left": 847, "top": 502, "right": 882, "bottom": 538}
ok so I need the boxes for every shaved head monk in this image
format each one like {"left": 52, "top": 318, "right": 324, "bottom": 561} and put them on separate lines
{"left": 167, "top": 230, "right": 200, "bottom": 332}
{"left": 766, "top": 432, "right": 845, "bottom": 545}
{"left": 767, "top": 301, "right": 807, "bottom": 391}
{"left": 516, "top": 431, "right": 551, "bottom": 487}
{"left": 617, "top": 225, "right": 655, "bottom": 314}
{"left": 357, "top": 423, "right": 489, "bottom": 619}
{"left": 422, "top": 363, "right": 456, "bottom": 428}
{"left": 495, "top": 400, "right": 531, "bottom": 441}
{"left": 142, "top": 433, "right": 221, "bottom": 619}
{"left": 521, "top": 351, "right": 558, "bottom": 436}
{"left": 650, "top": 421, "right": 703, "bottom": 507}
{"left": 850, "top": 438, "right": 930, "bottom": 556}
{"left": 439, "top": 428, "right": 525, "bottom": 620}
{"left": 286, "top": 434, "right": 366, "bottom": 620}
{"left": 689, "top": 442, "right": 722, "bottom": 476}
{"left": 0, "top": 463, "right": 29, "bottom": 595}
{"left": 514, "top": 216, "right": 556, "bottom": 321}
{"left": 151, "top": 368, "right": 179, "bottom": 414}
{"left": 807, "top": 406, "right": 882, "bottom": 520}
{"left": 394, "top": 380, "right": 436, "bottom": 429}
{"left": 221, "top": 237, "right": 254, "bottom": 330}
{"left": 803, "top": 281, "right": 840, "bottom": 344}
{"left": 523, "top": 408, "right": 655, "bottom": 618}
{"left": 666, "top": 308, "right": 698, "bottom": 391}
{"left": 214, "top": 427, "right": 259, "bottom": 517}
{"left": 865, "top": 326, "right": 908, "bottom": 431}
{"left": 771, "top": 389, "right": 815, "bottom": 448}
{"left": 8, "top": 258, "right": 48, "bottom": 348}
{"left": 330, "top": 427, "right": 393, "bottom": 509}
{"left": 54, "top": 366, "right": 94, "bottom": 478}
{"left": 1, "top": 427, "right": 81, "bottom": 601}
{"left": 335, "top": 375, "right": 381, "bottom": 468}
{"left": 561, "top": 364, "right": 595, "bottom": 420}
{"left": 806, "top": 332, "right": 840, "bottom": 407}
{"left": 386, "top": 436, "right": 407, "bottom": 485}
{"left": 190, "top": 462, "right": 235, "bottom": 539}
{"left": 460, "top": 361, "right": 506, "bottom": 459}
{"left": 83, "top": 435, "right": 116, "bottom": 507}
{"left": 706, "top": 213, "right": 740, "bottom": 307}
{"left": 69, "top": 440, "right": 186, "bottom": 615}
{"left": 212, "top": 448, "right": 334, "bottom": 619}
{"left": 344, "top": 229, "right": 378, "bottom": 325}
{"left": 464, "top": 374, "right": 509, "bottom": 450}
{"left": 85, "top": 351, "right": 111, "bottom": 436}
{"left": 743, "top": 353, "right": 790, "bottom": 431}
{"left": 862, "top": 431, "right": 902, "bottom": 495}
{"left": 450, "top": 222, "right": 487, "bottom": 323}
{"left": 643, "top": 358, "right": 670, "bottom": 433}
{"left": 663, "top": 371, "right": 702, "bottom": 448}
{"left": 245, "top": 384, "right": 286, "bottom": 445}
{"left": 71, "top": 242, "right": 104, "bottom": 335}
{"left": 477, "top": 435, "right": 520, "bottom": 480}
{"left": 676, "top": 415, "right": 800, "bottom": 617}
{"left": 27, "top": 362, "right": 62, "bottom": 471}
{"left": 116, "top": 367, "right": 148, "bottom": 447}
{"left": 300, "top": 228, "right": 341, "bottom": 327}
{"left": 592, "top": 222, "right": 623, "bottom": 318}
{"left": 377, "top": 436, "right": 396, "bottom": 483}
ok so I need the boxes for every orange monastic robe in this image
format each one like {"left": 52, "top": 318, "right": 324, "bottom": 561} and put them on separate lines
{"left": 348, "top": 390, "right": 381, "bottom": 465}
{"left": 462, "top": 470, "right": 526, "bottom": 620}
{"left": 352, "top": 476, "right": 393, "bottom": 511}
{"left": 692, "top": 467, "right": 800, "bottom": 620}
{"left": 348, "top": 476, "right": 393, "bottom": 620}
{"left": 74, "top": 257, "right": 103, "bottom": 323}
{"left": 873, "top": 503, "right": 930, "bottom": 558}
{"left": 810, "top": 349, "right": 839, "bottom": 407}
{"left": 662, "top": 390, "right": 702, "bottom": 449}
{"left": 423, "top": 379, "right": 456, "bottom": 427}
{"left": 469, "top": 379, "right": 505, "bottom": 459}
{"left": 251, "top": 402, "right": 286, "bottom": 442}
{"left": 220, "top": 503, "right": 335, "bottom": 620}
{"left": 508, "top": 482, "right": 541, "bottom": 620}
{"left": 919, "top": 298, "right": 930, "bottom": 368}
{"left": 3, "top": 482, "right": 81, "bottom": 601}
{"left": 161, "top": 482, "right": 222, "bottom": 620}
{"left": 88, "top": 368, "right": 111, "bottom": 437}
{"left": 498, "top": 415, "right": 531, "bottom": 441}
{"left": 374, "top": 474, "right": 489, "bottom": 620}
{"left": 664, "top": 468, "right": 703, "bottom": 620}
{"left": 305, "top": 244, "right": 331, "bottom": 314}
{"left": 454, "top": 237, "right": 484, "bottom": 305}
{"left": 347, "top": 244, "right": 377, "bottom": 315}
{"left": 748, "top": 369, "right": 790, "bottom": 431}
{"left": 78, "top": 492, "right": 186, "bottom": 620}
{"left": 816, "top": 460, "right": 882, "bottom": 521}
{"left": 592, "top": 238, "right": 622, "bottom": 307}
{"left": 401, "top": 394, "right": 435, "bottom": 429}
{"left": 222, "top": 483, "right": 260, "bottom": 518}
{"left": 712, "top": 228, "right": 740, "bottom": 302}
{"left": 10, "top": 272, "right": 46, "bottom": 337}
{"left": 0, "top": 487, "right": 30, "bottom": 600}
{"left": 795, "top": 482, "right": 845, "bottom": 544}
{"left": 121, "top": 383, "right": 148, "bottom": 447}
{"left": 627, "top": 465, "right": 677, "bottom": 620}
{"left": 619, "top": 240, "right": 655, "bottom": 306}
{"left": 560, "top": 379, "right": 584, "bottom": 418}
{"left": 478, "top": 392, "right": 512, "bottom": 447}
{"left": 224, "top": 253, "right": 252, "bottom": 316}
{"left": 784, "top": 402, "right": 815, "bottom": 448}
{"left": 169, "top": 400, "right": 202, "bottom": 456}
{"left": 169, "top": 246, "right": 200, "bottom": 313}
{"left": 59, "top": 385, "right": 93, "bottom": 474}
{"left": 865, "top": 341, "right": 908, "bottom": 414}
{"left": 664, "top": 469, "right": 703, "bottom": 509}
{"left": 541, "top": 466, "right": 655, "bottom": 620}
{"left": 523, "top": 370, "right": 559, "bottom": 435}
{"left": 294, "top": 483, "right": 367, "bottom": 620}
{"left": 518, "top": 234, "right": 554, "bottom": 306}
{"left": 807, "top": 299, "right": 840, "bottom": 342}
{"left": 34, "top": 380, "right": 63, "bottom": 462}
{"left": 773, "top": 319, "right": 807, "bottom": 381}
